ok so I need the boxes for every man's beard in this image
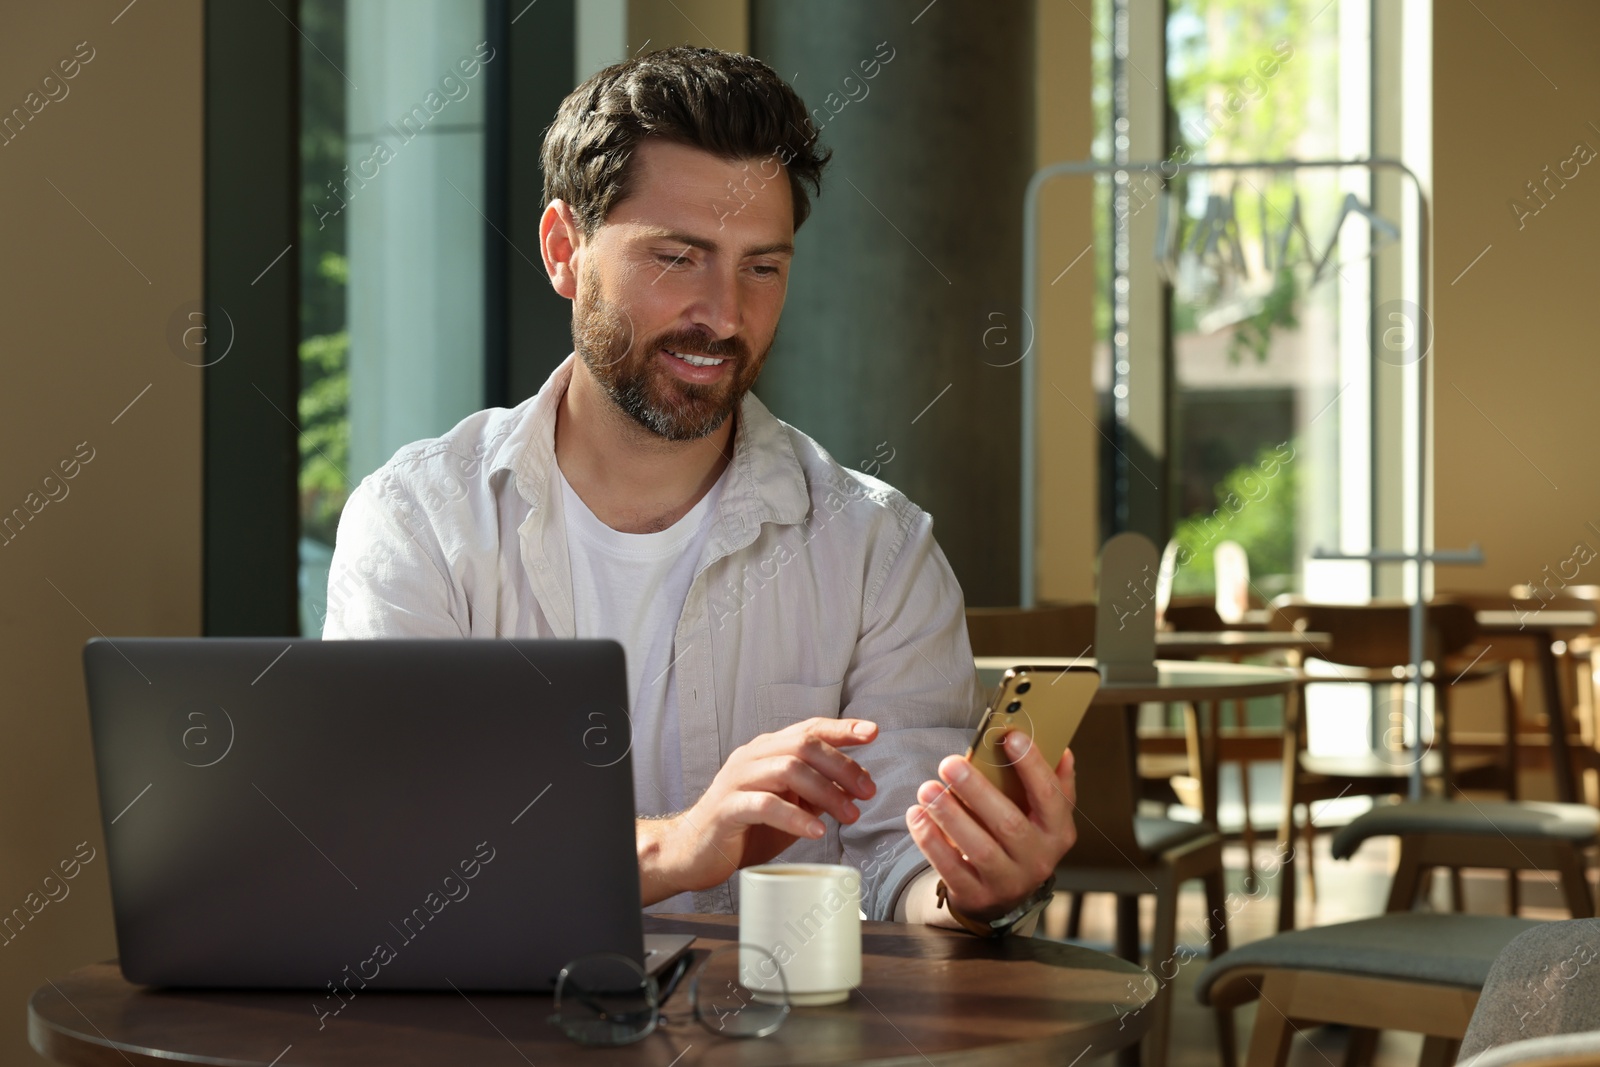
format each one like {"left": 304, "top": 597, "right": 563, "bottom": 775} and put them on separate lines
{"left": 572, "top": 276, "right": 770, "bottom": 442}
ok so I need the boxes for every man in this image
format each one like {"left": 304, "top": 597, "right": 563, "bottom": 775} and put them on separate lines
{"left": 324, "top": 45, "right": 1076, "bottom": 935}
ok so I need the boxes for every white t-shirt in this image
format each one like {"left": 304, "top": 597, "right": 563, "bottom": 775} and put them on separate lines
{"left": 556, "top": 464, "right": 727, "bottom": 912}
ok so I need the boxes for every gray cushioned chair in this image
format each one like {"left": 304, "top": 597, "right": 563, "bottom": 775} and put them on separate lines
{"left": 1457, "top": 919, "right": 1600, "bottom": 1065}
{"left": 1196, "top": 913, "right": 1541, "bottom": 1067}
{"left": 1331, "top": 799, "right": 1598, "bottom": 917}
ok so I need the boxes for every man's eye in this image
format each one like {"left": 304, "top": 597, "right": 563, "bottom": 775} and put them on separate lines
{"left": 655, "top": 251, "right": 692, "bottom": 269}
{"left": 750, "top": 265, "right": 781, "bottom": 277}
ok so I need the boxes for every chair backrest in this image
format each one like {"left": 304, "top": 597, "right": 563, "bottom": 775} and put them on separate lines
{"left": 1054, "top": 703, "right": 1145, "bottom": 869}
{"left": 964, "top": 604, "right": 1096, "bottom": 658}
{"left": 1214, "top": 540, "right": 1253, "bottom": 625}
{"left": 1267, "top": 598, "right": 1479, "bottom": 669}
{"left": 1155, "top": 539, "right": 1181, "bottom": 623}
{"left": 1162, "top": 595, "right": 1226, "bottom": 632}
{"left": 1457, "top": 918, "right": 1600, "bottom": 1065}
{"left": 1095, "top": 533, "right": 1160, "bottom": 683}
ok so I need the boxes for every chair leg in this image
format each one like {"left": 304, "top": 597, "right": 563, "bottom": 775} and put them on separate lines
{"left": 1508, "top": 869, "right": 1521, "bottom": 915}
{"left": 1276, "top": 801, "right": 1298, "bottom": 933}
{"left": 1419, "top": 1036, "right": 1458, "bottom": 1067}
{"left": 1558, "top": 849, "right": 1595, "bottom": 918}
{"left": 1203, "top": 863, "right": 1231, "bottom": 956}
{"left": 1502, "top": 666, "right": 1522, "bottom": 801}
{"left": 1215, "top": 1006, "right": 1238, "bottom": 1067}
{"left": 1066, "top": 891, "right": 1085, "bottom": 940}
{"left": 1142, "top": 872, "right": 1180, "bottom": 1067}
{"left": 1244, "top": 976, "right": 1297, "bottom": 1067}
{"left": 1449, "top": 867, "right": 1465, "bottom": 912}
{"left": 1235, "top": 696, "right": 1259, "bottom": 892}
{"left": 1116, "top": 894, "right": 1141, "bottom": 963}
{"left": 1276, "top": 683, "right": 1305, "bottom": 933}
{"left": 1301, "top": 814, "right": 1318, "bottom": 908}
{"left": 1436, "top": 682, "right": 1456, "bottom": 795}
{"left": 1342, "top": 1027, "right": 1380, "bottom": 1067}
{"left": 1384, "top": 840, "right": 1426, "bottom": 913}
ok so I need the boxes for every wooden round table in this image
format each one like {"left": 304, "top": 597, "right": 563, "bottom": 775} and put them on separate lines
{"left": 1156, "top": 629, "right": 1332, "bottom": 659}
{"left": 29, "top": 914, "right": 1156, "bottom": 1067}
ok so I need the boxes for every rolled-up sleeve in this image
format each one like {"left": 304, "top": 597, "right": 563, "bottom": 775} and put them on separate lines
{"left": 322, "top": 472, "right": 465, "bottom": 639}
{"left": 836, "top": 508, "right": 982, "bottom": 921}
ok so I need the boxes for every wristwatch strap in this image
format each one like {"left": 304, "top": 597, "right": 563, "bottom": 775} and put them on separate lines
{"left": 935, "top": 874, "right": 1056, "bottom": 939}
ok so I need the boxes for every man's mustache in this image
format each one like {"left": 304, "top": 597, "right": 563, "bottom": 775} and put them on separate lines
{"left": 648, "top": 333, "right": 749, "bottom": 362}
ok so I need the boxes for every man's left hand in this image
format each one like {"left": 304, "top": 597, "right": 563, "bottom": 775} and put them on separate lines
{"left": 904, "top": 731, "right": 1077, "bottom": 923}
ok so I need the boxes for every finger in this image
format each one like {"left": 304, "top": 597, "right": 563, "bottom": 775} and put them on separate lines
{"left": 1056, "top": 747, "right": 1077, "bottom": 811}
{"left": 787, "top": 717, "right": 879, "bottom": 749}
{"left": 934, "top": 754, "right": 1034, "bottom": 858}
{"left": 753, "top": 755, "right": 861, "bottom": 825}
{"left": 917, "top": 770, "right": 1016, "bottom": 877}
{"left": 1001, "top": 731, "right": 1069, "bottom": 829}
{"left": 737, "top": 790, "right": 826, "bottom": 840}
{"left": 906, "top": 805, "right": 984, "bottom": 902}
{"left": 766, "top": 722, "right": 877, "bottom": 799}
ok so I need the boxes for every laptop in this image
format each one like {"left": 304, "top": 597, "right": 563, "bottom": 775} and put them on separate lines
{"left": 82, "top": 636, "right": 693, "bottom": 991}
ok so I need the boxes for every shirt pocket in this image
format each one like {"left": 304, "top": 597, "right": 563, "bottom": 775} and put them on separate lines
{"left": 755, "top": 681, "right": 844, "bottom": 734}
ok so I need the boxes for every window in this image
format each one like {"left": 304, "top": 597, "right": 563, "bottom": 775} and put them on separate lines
{"left": 1094, "top": 0, "right": 1379, "bottom": 605}
{"left": 297, "top": 0, "right": 493, "bottom": 636}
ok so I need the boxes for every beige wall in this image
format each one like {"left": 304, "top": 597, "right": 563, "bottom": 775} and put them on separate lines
{"left": 1433, "top": 0, "right": 1600, "bottom": 763}
{"left": 629, "top": 0, "right": 748, "bottom": 53}
{"left": 1434, "top": 1, "right": 1600, "bottom": 596}
{"left": 0, "top": 1, "right": 202, "bottom": 1061}
{"left": 1033, "top": 2, "right": 1098, "bottom": 604}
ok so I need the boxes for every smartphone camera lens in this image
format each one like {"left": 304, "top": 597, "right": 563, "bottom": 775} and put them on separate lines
{"left": 1014, "top": 681, "right": 1032, "bottom": 695}
{"left": 1005, "top": 700, "right": 1023, "bottom": 714}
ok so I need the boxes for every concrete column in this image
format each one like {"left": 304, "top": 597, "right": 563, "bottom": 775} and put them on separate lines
{"left": 752, "top": 0, "right": 1036, "bottom": 606}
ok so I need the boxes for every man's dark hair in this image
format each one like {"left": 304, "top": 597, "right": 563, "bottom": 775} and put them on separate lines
{"left": 541, "top": 45, "right": 831, "bottom": 237}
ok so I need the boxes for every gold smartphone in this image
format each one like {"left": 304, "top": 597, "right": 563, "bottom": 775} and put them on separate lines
{"left": 965, "top": 665, "right": 1100, "bottom": 812}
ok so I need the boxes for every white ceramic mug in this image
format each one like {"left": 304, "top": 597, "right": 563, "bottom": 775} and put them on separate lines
{"left": 738, "top": 863, "right": 862, "bottom": 1006}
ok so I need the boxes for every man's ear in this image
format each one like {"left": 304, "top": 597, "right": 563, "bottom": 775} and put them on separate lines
{"left": 539, "top": 199, "right": 582, "bottom": 300}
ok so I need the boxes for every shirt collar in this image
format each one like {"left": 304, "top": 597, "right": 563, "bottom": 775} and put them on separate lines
{"left": 491, "top": 353, "right": 811, "bottom": 536}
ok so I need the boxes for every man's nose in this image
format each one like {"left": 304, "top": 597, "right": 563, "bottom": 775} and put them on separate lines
{"left": 688, "top": 266, "right": 742, "bottom": 341}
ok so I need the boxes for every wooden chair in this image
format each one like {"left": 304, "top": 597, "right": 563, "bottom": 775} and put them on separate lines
{"left": 1330, "top": 798, "right": 1598, "bottom": 919}
{"left": 964, "top": 603, "right": 1096, "bottom": 659}
{"left": 1327, "top": 798, "right": 1599, "bottom": 1067}
{"left": 1055, "top": 697, "right": 1233, "bottom": 1067}
{"left": 1154, "top": 541, "right": 1271, "bottom": 889}
{"left": 1196, "top": 913, "right": 1541, "bottom": 1067}
{"left": 1268, "top": 599, "right": 1511, "bottom": 931}
{"left": 1508, "top": 585, "right": 1600, "bottom": 804}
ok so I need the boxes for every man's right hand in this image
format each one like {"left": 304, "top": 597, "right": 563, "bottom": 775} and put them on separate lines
{"left": 637, "top": 717, "right": 879, "bottom": 906}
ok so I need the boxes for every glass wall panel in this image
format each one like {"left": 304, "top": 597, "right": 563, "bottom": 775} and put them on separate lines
{"left": 298, "top": 0, "right": 491, "bottom": 635}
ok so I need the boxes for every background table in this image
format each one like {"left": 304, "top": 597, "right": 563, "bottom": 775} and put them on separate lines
{"left": 30, "top": 915, "right": 1155, "bottom": 1067}
{"left": 1476, "top": 608, "right": 1598, "bottom": 802}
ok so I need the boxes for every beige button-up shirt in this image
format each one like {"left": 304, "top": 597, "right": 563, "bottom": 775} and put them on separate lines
{"left": 323, "top": 356, "right": 982, "bottom": 919}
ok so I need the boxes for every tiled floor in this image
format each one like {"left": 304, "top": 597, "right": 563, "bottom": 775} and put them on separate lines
{"left": 1039, "top": 802, "right": 1591, "bottom": 1067}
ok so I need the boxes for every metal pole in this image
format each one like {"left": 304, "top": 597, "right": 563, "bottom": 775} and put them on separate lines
{"left": 1023, "top": 156, "right": 1439, "bottom": 780}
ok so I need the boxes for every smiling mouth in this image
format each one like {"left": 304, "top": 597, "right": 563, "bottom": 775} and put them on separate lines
{"left": 662, "top": 348, "right": 727, "bottom": 368}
